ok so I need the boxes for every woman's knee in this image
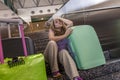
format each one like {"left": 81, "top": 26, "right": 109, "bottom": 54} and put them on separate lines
{"left": 59, "top": 49, "right": 69, "bottom": 57}
{"left": 59, "top": 49, "right": 73, "bottom": 64}
{"left": 48, "top": 40, "right": 57, "bottom": 46}
{"left": 61, "top": 49, "right": 68, "bottom": 53}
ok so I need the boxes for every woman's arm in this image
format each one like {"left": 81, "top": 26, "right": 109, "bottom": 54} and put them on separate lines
{"left": 49, "top": 28, "right": 72, "bottom": 41}
{"left": 49, "top": 29, "right": 66, "bottom": 41}
{"left": 58, "top": 17, "right": 73, "bottom": 28}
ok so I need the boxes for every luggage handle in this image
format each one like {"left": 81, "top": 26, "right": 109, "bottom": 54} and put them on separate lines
{"left": 7, "top": 57, "right": 25, "bottom": 68}
{"left": 0, "top": 19, "right": 28, "bottom": 64}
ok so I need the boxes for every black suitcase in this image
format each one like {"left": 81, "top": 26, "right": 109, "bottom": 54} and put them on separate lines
{"left": 2, "top": 37, "right": 35, "bottom": 58}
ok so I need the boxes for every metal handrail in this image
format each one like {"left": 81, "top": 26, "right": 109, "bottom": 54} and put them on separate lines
{"left": 63, "top": 6, "right": 120, "bottom": 16}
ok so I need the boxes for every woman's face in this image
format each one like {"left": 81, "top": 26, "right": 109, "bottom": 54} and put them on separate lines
{"left": 53, "top": 19, "right": 62, "bottom": 28}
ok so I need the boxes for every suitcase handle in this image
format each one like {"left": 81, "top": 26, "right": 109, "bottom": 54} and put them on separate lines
{"left": 19, "top": 24, "right": 28, "bottom": 57}
{"left": 0, "top": 21, "right": 28, "bottom": 64}
{"left": 7, "top": 57, "right": 25, "bottom": 68}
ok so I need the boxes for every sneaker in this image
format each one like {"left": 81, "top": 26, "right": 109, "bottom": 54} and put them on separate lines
{"left": 52, "top": 71, "right": 62, "bottom": 78}
{"left": 73, "top": 76, "right": 83, "bottom": 80}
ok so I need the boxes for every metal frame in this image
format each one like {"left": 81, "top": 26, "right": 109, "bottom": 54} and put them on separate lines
{"left": 0, "top": 18, "right": 27, "bottom": 63}
{"left": 4, "top": 0, "right": 68, "bottom": 9}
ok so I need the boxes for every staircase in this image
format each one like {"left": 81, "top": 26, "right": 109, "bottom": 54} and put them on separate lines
{"left": 26, "top": 29, "right": 120, "bottom": 80}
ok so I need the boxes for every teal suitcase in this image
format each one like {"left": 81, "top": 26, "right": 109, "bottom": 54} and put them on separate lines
{"left": 68, "top": 25, "right": 106, "bottom": 69}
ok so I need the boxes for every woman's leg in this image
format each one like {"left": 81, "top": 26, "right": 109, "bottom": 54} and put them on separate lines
{"left": 44, "top": 40, "right": 59, "bottom": 73}
{"left": 58, "top": 49, "right": 80, "bottom": 80}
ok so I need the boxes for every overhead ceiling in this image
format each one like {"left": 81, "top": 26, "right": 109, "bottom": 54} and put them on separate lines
{"left": 3, "top": 0, "right": 68, "bottom": 10}
{"left": 14, "top": 0, "right": 68, "bottom": 8}
{"left": 1, "top": 0, "right": 120, "bottom": 24}
{"left": 0, "top": 0, "right": 68, "bottom": 23}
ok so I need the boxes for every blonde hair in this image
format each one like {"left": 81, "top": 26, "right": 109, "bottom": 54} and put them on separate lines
{"left": 49, "top": 19, "right": 66, "bottom": 36}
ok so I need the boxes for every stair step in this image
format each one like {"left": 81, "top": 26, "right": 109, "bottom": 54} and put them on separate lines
{"left": 79, "top": 59, "right": 120, "bottom": 80}
{"left": 93, "top": 71, "right": 120, "bottom": 80}
{"left": 48, "top": 75, "right": 69, "bottom": 80}
{"left": 47, "top": 59, "right": 120, "bottom": 80}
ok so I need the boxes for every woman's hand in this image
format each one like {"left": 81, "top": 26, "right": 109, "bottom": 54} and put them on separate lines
{"left": 65, "top": 28, "right": 73, "bottom": 37}
{"left": 53, "top": 16, "right": 73, "bottom": 28}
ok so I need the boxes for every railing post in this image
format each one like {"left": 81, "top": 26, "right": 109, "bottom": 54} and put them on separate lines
{"left": 0, "top": 34, "right": 4, "bottom": 63}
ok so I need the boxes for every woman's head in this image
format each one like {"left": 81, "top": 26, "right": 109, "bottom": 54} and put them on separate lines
{"left": 48, "top": 18, "right": 66, "bottom": 36}
{"left": 53, "top": 19, "right": 63, "bottom": 29}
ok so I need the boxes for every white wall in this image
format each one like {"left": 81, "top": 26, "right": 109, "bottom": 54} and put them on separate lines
{"left": 0, "top": 10, "right": 18, "bottom": 18}
{"left": 0, "top": 1, "right": 9, "bottom": 10}
{"left": 52, "top": 0, "right": 109, "bottom": 18}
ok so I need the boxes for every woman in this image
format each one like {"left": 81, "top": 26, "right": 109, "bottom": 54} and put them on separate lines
{"left": 44, "top": 17, "right": 83, "bottom": 80}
